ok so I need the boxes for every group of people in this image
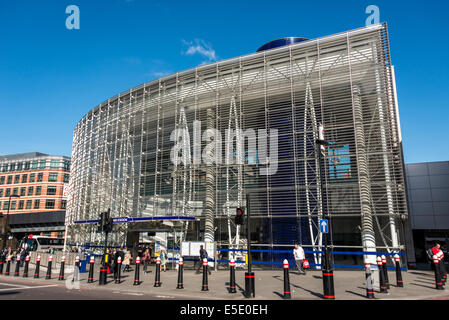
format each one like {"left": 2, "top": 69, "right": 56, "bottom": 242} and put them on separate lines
{"left": 99, "top": 246, "right": 168, "bottom": 275}
{"left": 0, "top": 247, "right": 28, "bottom": 266}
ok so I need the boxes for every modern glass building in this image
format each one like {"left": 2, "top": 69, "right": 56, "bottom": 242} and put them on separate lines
{"left": 66, "top": 23, "right": 408, "bottom": 267}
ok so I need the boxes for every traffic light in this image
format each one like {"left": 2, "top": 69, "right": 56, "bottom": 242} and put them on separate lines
{"left": 235, "top": 207, "right": 244, "bottom": 225}
{"left": 97, "top": 209, "right": 113, "bottom": 232}
{"left": 97, "top": 212, "right": 106, "bottom": 232}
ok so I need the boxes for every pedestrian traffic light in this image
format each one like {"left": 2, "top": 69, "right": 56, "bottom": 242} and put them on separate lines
{"left": 235, "top": 207, "right": 244, "bottom": 225}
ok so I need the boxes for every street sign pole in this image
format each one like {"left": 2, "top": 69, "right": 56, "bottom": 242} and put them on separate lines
{"left": 244, "top": 192, "right": 255, "bottom": 298}
{"left": 317, "top": 124, "right": 335, "bottom": 299}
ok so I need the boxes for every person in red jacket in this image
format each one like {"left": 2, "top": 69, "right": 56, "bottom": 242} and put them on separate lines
{"left": 432, "top": 243, "right": 441, "bottom": 256}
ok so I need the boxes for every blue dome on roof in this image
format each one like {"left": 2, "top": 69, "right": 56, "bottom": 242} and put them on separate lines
{"left": 257, "top": 37, "right": 309, "bottom": 52}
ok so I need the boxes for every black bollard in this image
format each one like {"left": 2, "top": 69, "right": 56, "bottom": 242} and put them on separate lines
{"left": 88, "top": 256, "right": 95, "bottom": 283}
{"left": 364, "top": 262, "right": 375, "bottom": 299}
{"left": 176, "top": 258, "right": 184, "bottom": 289}
{"left": 377, "top": 256, "right": 387, "bottom": 293}
{"left": 201, "top": 258, "right": 209, "bottom": 291}
{"left": 14, "top": 256, "right": 20, "bottom": 276}
{"left": 133, "top": 256, "right": 141, "bottom": 286}
{"left": 58, "top": 256, "right": 66, "bottom": 281}
{"left": 283, "top": 259, "right": 292, "bottom": 299}
{"left": 382, "top": 255, "right": 390, "bottom": 290}
{"left": 14, "top": 256, "right": 21, "bottom": 276}
{"left": 45, "top": 255, "right": 53, "bottom": 279}
{"left": 229, "top": 259, "right": 236, "bottom": 293}
{"left": 322, "top": 247, "right": 335, "bottom": 300}
{"left": 433, "top": 255, "right": 444, "bottom": 290}
{"left": 99, "top": 266, "right": 107, "bottom": 285}
{"left": 154, "top": 257, "right": 161, "bottom": 287}
{"left": 394, "top": 254, "right": 403, "bottom": 288}
{"left": 34, "top": 256, "right": 40, "bottom": 278}
{"left": 23, "top": 255, "right": 30, "bottom": 278}
{"left": 115, "top": 256, "right": 122, "bottom": 284}
{"left": 5, "top": 256, "right": 11, "bottom": 276}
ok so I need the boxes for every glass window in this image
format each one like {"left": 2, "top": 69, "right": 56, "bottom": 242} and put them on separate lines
{"left": 0, "top": 176, "right": 4, "bottom": 184}
{"left": 7, "top": 176, "right": 12, "bottom": 184}
{"left": 14, "top": 175, "right": 20, "bottom": 184}
{"left": 20, "top": 187, "right": 26, "bottom": 196}
{"left": 1, "top": 164, "right": 7, "bottom": 172}
{"left": 61, "top": 200, "right": 67, "bottom": 209}
{"left": 39, "top": 160, "right": 46, "bottom": 169}
{"left": 22, "top": 174, "right": 27, "bottom": 183}
{"left": 48, "top": 173, "right": 58, "bottom": 182}
{"left": 0, "top": 189, "right": 3, "bottom": 197}
{"left": 17, "top": 163, "right": 23, "bottom": 171}
{"left": 18, "top": 200, "right": 24, "bottom": 210}
{"left": 63, "top": 161, "right": 70, "bottom": 171}
{"left": 37, "top": 173, "right": 43, "bottom": 182}
{"left": 11, "top": 201, "right": 16, "bottom": 210}
{"left": 29, "top": 173, "right": 35, "bottom": 183}
{"left": 12, "top": 188, "right": 18, "bottom": 195}
{"left": 31, "top": 161, "right": 38, "bottom": 169}
{"left": 3, "top": 201, "right": 9, "bottom": 210}
{"left": 10, "top": 163, "right": 16, "bottom": 172}
{"left": 24, "top": 162, "right": 30, "bottom": 170}
{"left": 26, "top": 200, "right": 32, "bottom": 209}
{"left": 35, "top": 186, "right": 42, "bottom": 196}
{"left": 50, "top": 160, "right": 60, "bottom": 169}
{"left": 33, "top": 199, "right": 40, "bottom": 209}
{"left": 63, "top": 174, "right": 70, "bottom": 183}
{"left": 28, "top": 186, "right": 34, "bottom": 196}
{"left": 46, "top": 186, "right": 57, "bottom": 196}
{"left": 45, "top": 199, "right": 55, "bottom": 209}
{"left": 5, "top": 188, "right": 10, "bottom": 197}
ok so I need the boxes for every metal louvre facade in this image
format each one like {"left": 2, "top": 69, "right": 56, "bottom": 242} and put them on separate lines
{"left": 67, "top": 23, "right": 408, "bottom": 265}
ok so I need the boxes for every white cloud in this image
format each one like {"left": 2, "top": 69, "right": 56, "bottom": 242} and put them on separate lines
{"left": 182, "top": 39, "right": 217, "bottom": 62}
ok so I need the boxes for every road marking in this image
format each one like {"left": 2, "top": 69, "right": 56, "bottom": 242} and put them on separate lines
{"left": 0, "top": 282, "right": 30, "bottom": 288}
{"left": 0, "top": 284, "right": 58, "bottom": 292}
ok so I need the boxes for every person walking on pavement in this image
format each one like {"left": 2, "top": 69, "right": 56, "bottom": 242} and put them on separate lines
{"left": 160, "top": 249, "right": 167, "bottom": 272}
{"left": 196, "top": 245, "right": 211, "bottom": 275}
{"left": 142, "top": 248, "right": 151, "bottom": 274}
{"left": 19, "top": 248, "right": 27, "bottom": 267}
{"left": 293, "top": 243, "right": 306, "bottom": 275}
{"left": 123, "top": 250, "right": 131, "bottom": 272}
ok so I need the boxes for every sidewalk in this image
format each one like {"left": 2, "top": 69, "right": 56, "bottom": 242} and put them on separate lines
{"left": 0, "top": 264, "right": 447, "bottom": 300}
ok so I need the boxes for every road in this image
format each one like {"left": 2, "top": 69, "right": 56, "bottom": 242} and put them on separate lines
{"left": 0, "top": 278, "right": 192, "bottom": 300}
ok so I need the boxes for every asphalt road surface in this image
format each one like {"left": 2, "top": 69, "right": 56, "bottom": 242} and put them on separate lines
{"left": 0, "top": 278, "right": 191, "bottom": 300}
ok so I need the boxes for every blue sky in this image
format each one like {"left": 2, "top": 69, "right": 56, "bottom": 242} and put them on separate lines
{"left": 0, "top": 0, "right": 448, "bottom": 163}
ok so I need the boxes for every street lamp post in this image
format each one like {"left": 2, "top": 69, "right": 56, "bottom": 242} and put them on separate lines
{"left": 2, "top": 194, "right": 21, "bottom": 251}
{"left": 316, "top": 124, "right": 335, "bottom": 299}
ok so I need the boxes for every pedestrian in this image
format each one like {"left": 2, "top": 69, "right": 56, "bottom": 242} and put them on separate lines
{"left": 48, "top": 247, "right": 55, "bottom": 255}
{"left": 123, "top": 250, "right": 131, "bottom": 272}
{"left": 142, "top": 248, "right": 151, "bottom": 274}
{"left": 160, "top": 249, "right": 167, "bottom": 272}
{"left": 196, "top": 245, "right": 211, "bottom": 275}
{"left": 293, "top": 243, "right": 306, "bottom": 275}
{"left": 19, "top": 248, "right": 27, "bottom": 267}
{"left": 112, "top": 248, "right": 119, "bottom": 275}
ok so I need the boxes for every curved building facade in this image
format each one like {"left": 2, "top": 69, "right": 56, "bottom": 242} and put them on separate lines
{"left": 67, "top": 23, "right": 408, "bottom": 266}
